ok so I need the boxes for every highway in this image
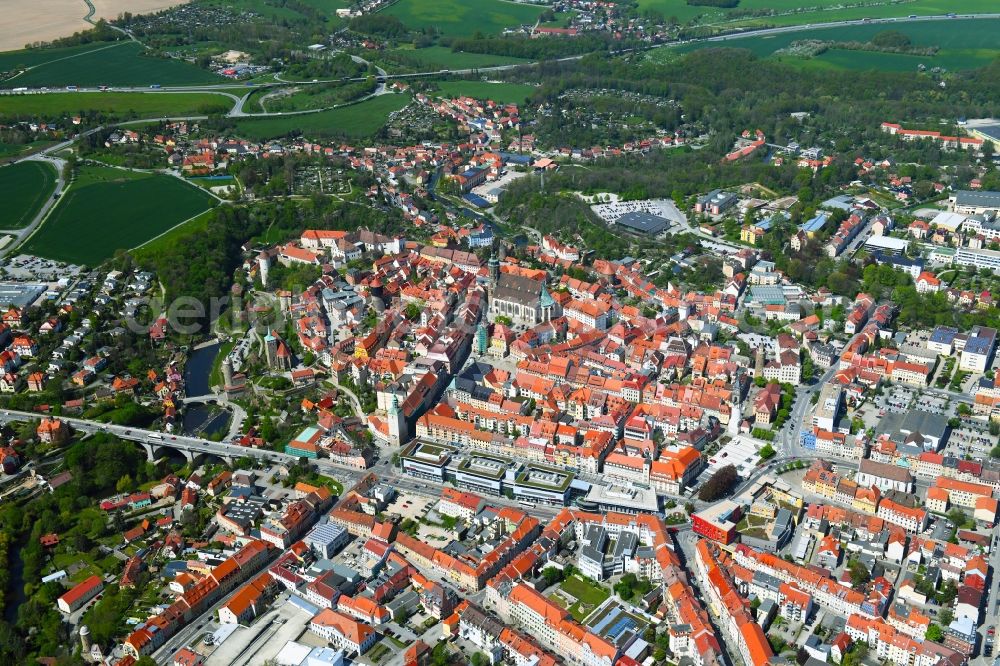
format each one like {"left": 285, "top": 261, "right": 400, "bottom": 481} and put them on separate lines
{"left": 3, "top": 13, "right": 997, "bottom": 103}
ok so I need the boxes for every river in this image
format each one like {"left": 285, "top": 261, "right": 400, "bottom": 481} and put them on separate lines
{"left": 181, "top": 342, "right": 231, "bottom": 437}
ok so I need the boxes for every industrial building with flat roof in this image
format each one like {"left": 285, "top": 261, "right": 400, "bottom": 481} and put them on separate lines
{"left": 613, "top": 211, "right": 669, "bottom": 235}
{"left": 0, "top": 282, "right": 47, "bottom": 308}
{"left": 949, "top": 190, "right": 1000, "bottom": 215}
{"left": 863, "top": 235, "right": 910, "bottom": 256}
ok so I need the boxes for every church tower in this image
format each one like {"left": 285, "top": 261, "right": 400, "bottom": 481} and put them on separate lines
{"left": 387, "top": 394, "right": 407, "bottom": 446}
{"left": 488, "top": 249, "right": 500, "bottom": 287}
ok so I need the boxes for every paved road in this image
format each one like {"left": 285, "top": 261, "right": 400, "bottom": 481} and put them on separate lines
{"left": 6, "top": 13, "right": 997, "bottom": 95}
{"left": 0, "top": 408, "right": 363, "bottom": 483}
{"left": 0, "top": 127, "right": 105, "bottom": 257}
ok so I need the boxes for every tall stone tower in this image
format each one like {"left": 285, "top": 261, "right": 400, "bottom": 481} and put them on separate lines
{"left": 488, "top": 241, "right": 500, "bottom": 287}
{"left": 387, "top": 394, "right": 407, "bottom": 446}
{"left": 80, "top": 625, "right": 92, "bottom": 654}
{"left": 257, "top": 251, "right": 271, "bottom": 288}
{"left": 222, "top": 356, "right": 234, "bottom": 388}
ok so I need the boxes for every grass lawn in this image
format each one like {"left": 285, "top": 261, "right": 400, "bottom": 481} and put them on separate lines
{"left": 0, "top": 161, "right": 57, "bottom": 229}
{"left": 0, "top": 92, "right": 231, "bottom": 121}
{"left": 232, "top": 93, "right": 409, "bottom": 141}
{"left": 386, "top": 46, "right": 530, "bottom": 70}
{"left": 430, "top": 80, "right": 536, "bottom": 104}
{"left": 384, "top": 0, "right": 544, "bottom": 37}
{"left": 666, "top": 17, "right": 1000, "bottom": 71}
{"left": 23, "top": 166, "right": 217, "bottom": 265}
{"left": 209, "top": 340, "right": 236, "bottom": 388}
{"left": 6, "top": 42, "right": 223, "bottom": 88}
{"left": 559, "top": 574, "right": 609, "bottom": 621}
{"left": 0, "top": 140, "right": 56, "bottom": 161}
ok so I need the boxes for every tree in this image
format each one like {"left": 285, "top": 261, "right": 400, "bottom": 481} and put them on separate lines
{"left": 947, "top": 509, "right": 969, "bottom": 529}
{"left": 938, "top": 608, "right": 954, "bottom": 626}
{"left": 116, "top": 474, "right": 134, "bottom": 493}
{"left": 541, "top": 567, "right": 564, "bottom": 586}
{"left": 847, "top": 558, "right": 870, "bottom": 587}
{"left": 936, "top": 579, "right": 958, "bottom": 605}
{"left": 698, "top": 465, "right": 738, "bottom": 502}
{"left": 925, "top": 623, "right": 944, "bottom": 642}
{"left": 615, "top": 573, "right": 638, "bottom": 601}
{"left": 430, "top": 641, "right": 452, "bottom": 666}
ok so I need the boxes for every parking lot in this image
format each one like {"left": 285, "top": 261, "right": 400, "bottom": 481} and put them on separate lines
{"left": 384, "top": 491, "right": 433, "bottom": 522}
{"left": 1, "top": 253, "right": 85, "bottom": 282}
{"left": 949, "top": 420, "right": 996, "bottom": 460}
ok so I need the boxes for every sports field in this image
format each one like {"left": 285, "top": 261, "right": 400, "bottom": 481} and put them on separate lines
{"left": 0, "top": 161, "right": 57, "bottom": 229}
{"left": 0, "top": 92, "right": 231, "bottom": 120}
{"left": 386, "top": 46, "right": 530, "bottom": 70}
{"left": 383, "top": 0, "right": 545, "bottom": 37}
{"left": 432, "top": 80, "right": 536, "bottom": 104}
{"left": 232, "top": 93, "right": 410, "bottom": 141}
{"left": 23, "top": 166, "right": 216, "bottom": 265}
{"left": 662, "top": 18, "right": 1000, "bottom": 71}
{"left": 3, "top": 41, "right": 222, "bottom": 87}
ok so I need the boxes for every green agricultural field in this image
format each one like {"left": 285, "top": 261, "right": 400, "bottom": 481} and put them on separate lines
{"left": 133, "top": 208, "right": 215, "bottom": 262}
{"left": 231, "top": 93, "right": 410, "bottom": 141}
{"left": 0, "top": 161, "right": 57, "bottom": 229}
{"left": 385, "top": 46, "right": 530, "bottom": 70}
{"left": 431, "top": 80, "right": 536, "bottom": 104}
{"left": 0, "top": 92, "right": 232, "bottom": 120}
{"left": 23, "top": 166, "right": 217, "bottom": 265}
{"left": 384, "top": 0, "right": 545, "bottom": 37}
{"left": 661, "top": 17, "right": 1000, "bottom": 71}
{"left": 0, "top": 42, "right": 123, "bottom": 74}
{"left": 5, "top": 42, "right": 223, "bottom": 88}
{"left": 636, "top": 0, "right": 1000, "bottom": 26}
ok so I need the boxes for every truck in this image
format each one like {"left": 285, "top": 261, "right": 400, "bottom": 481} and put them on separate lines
{"left": 148, "top": 434, "right": 163, "bottom": 440}
{"left": 150, "top": 84, "right": 161, "bottom": 89}
{"left": 66, "top": 85, "right": 78, "bottom": 91}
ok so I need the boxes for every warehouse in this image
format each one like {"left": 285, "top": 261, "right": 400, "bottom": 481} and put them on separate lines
{"left": 613, "top": 211, "right": 669, "bottom": 235}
